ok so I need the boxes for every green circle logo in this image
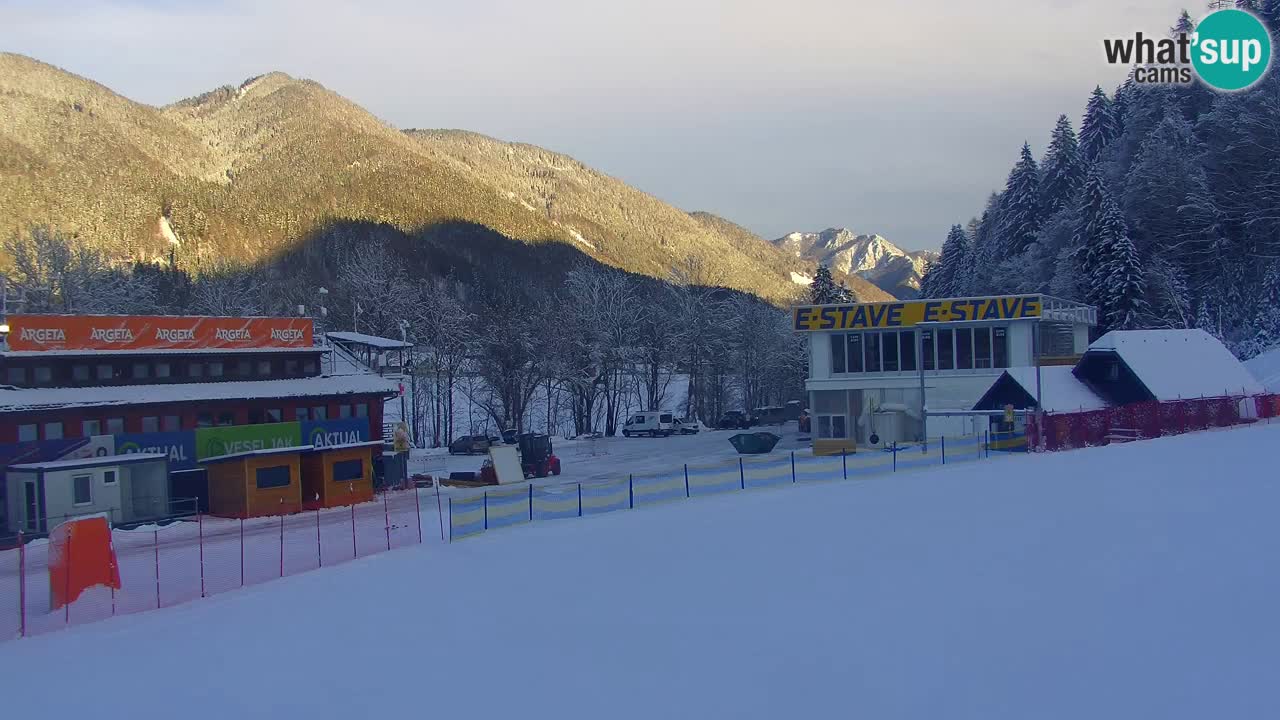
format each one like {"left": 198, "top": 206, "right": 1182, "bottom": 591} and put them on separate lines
{"left": 1192, "top": 9, "right": 1272, "bottom": 91}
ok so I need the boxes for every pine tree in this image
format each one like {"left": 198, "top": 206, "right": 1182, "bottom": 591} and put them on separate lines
{"left": 1079, "top": 86, "right": 1119, "bottom": 163}
{"left": 1172, "top": 10, "right": 1195, "bottom": 37}
{"left": 810, "top": 263, "right": 841, "bottom": 304}
{"left": 997, "top": 142, "right": 1042, "bottom": 256}
{"left": 1262, "top": 0, "right": 1280, "bottom": 32}
{"left": 931, "top": 224, "right": 971, "bottom": 298}
{"left": 918, "top": 258, "right": 937, "bottom": 299}
{"left": 1122, "top": 103, "right": 1198, "bottom": 256}
{"left": 1040, "top": 115, "right": 1085, "bottom": 215}
{"left": 1236, "top": 0, "right": 1259, "bottom": 12}
{"left": 1072, "top": 168, "right": 1111, "bottom": 310}
{"left": 1098, "top": 200, "right": 1147, "bottom": 330}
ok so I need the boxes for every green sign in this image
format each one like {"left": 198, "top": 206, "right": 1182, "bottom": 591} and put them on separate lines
{"left": 196, "top": 422, "right": 302, "bottom": 460}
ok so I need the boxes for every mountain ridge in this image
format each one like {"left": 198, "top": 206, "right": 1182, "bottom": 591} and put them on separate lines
{"left": 772, "top": 227, "right": 937, "bottom": 299}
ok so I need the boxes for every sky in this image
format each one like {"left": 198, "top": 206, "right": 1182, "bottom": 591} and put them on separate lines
{"left": 1, "top": 0, "right": 1194, "bottom": 250}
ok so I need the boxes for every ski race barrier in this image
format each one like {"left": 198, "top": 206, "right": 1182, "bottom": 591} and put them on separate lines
{"left": 448, "top": 433, "right": 1012, "bottom": 543}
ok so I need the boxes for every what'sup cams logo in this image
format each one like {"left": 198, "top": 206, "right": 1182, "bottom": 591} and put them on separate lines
{"left": 1104, "top": 8, "right": 1272, "bottom": 91}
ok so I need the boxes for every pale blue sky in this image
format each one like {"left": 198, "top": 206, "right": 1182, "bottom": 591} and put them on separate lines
{"left": 1, "top": 0, "right": 1192, "bottom": 249}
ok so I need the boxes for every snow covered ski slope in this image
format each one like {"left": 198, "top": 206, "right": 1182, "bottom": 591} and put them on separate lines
{"left": 2, "top": 424, "right": 1278, "bottom": 719}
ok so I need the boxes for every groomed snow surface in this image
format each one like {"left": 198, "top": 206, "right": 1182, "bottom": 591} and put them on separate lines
{"left": 3, "top": 424, "right": 1279, "bottom": 719}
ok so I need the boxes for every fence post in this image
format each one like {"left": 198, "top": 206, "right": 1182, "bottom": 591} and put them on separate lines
{"left": 413, "top": 485, "right": 423, "bottom": 544}
{"left": 941, "top": 436, "right": 946, "bottom": 465}
{"left": 985, "top": 430, "right": 989, "bottom": 459}
{"left": 17, "top": 531, "right": 26, "bottom": 637}
{"left": 435, "top": 480, "right": 445, "bottom": 542}
{"left": 383, "top": 493, "right": 391, "bottom": 551}
{"left": 198, "top": 512, "right": 206, "bottom": 598}
{"left": 842, "top": 450, "right": 847, "bottom": 480}
{"left": 684, "top": 464, "right": 690, "bottom": 497}
{"left": 892, "top": 442, "right": 897, "bottom": 472}
{"left": 528, "top": 483, "right": 534, "bottom": 522}
{"left": 629, "top": 474, "right": 634, "bottom": 509}
{"left": 239, "top": 518, "right": 245, "bottom": 587}
{"left": 739, "top": 457, "right": 745, "bottom": 490}
{"left": 154, "top": 529, "right": 161, "bottom": 609}
{"left": 316, "top": 510, "right": 323, "bottom": 568}
{"left": 791, "top": 451, "right": 796, "bottom": 483}
{"left": 351, "top": 503, "right": 358, "bottom": 559}
{"left": 577, "top": 483, "right": 583, "bottom": 517}
{"left": 65, "top": 529, "right": 72, "bottom": 625}
{"left": 447, "top": 497, "right": 453, "bottom": 544}
{"left": 279, "top": 515, "right": 285, "bottom": 578}
{"left": 484, "top": 491, "right": 489, "bottom": 529}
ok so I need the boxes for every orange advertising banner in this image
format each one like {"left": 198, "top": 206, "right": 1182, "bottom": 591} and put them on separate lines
{"left": 6, "top": 314, "right": 314, "bottom": 352}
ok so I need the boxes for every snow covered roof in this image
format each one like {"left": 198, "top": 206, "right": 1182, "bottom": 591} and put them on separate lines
{"left": 998, "top": 366, "right": 1110, "bottom": 413}
{"left": 1086, "top": 329, "right": 1263, "bottom": 401}
{"left": 1244, "top": 345, "right": 1280, "bottom": 393}
{"left": 326, "top": 332, "right": 411, "bottom": 349}
{"left": 0, "top": 374, "right": 400, "bottom": 413}
{"left": 201, "top": 445, "right": 314, "bottom": 464}
{"left": 10, "top": 453, "right": 168, "bottom": 471}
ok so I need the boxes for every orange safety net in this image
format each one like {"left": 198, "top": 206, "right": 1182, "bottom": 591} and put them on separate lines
{"left": 49, "top": 516, "right": 122, "bottom": 610}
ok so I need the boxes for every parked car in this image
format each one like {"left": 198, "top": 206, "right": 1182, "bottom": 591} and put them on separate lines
{"left": 623, "top": 411, "right": 676, "bottom": 437}
{"left": 448, "top": 435, "right": 493, "bottom": 455}
{"left": 675, "top": 417, "right": 706, "bottom": 435}
{"left": 717, "top": 410, "right": 758, "bottom": 430}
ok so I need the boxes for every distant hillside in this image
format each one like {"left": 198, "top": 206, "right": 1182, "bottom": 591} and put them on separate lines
{"left": 773, "top": 228, "right": 937, "bottom": 299}
{"left": 0, "top": 53, "right": 889, "bottom": 305}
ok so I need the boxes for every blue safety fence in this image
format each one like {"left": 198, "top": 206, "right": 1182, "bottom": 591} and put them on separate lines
{"left": 448, "top": 433, "right": 1013, "bottom": 541}
{"left": 989, "top": 431, "right": 1028, "bottom": 452}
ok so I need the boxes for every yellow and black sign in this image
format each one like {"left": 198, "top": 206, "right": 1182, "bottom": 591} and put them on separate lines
{"left": 793, "top": 295, "right": 1042, "bottom": 332}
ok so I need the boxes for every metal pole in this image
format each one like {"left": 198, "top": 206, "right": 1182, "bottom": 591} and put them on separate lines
{"left": 154, "top": 529, "right": 161, "bottom": 609}
{"left": 434, "top": 478, "right": 445, "bottom": 541}
{"left": 316, "top": 509, "right": 323, "bottom": 567}
{"left": 892, "top": 441, "right": 897, "bottom": 472}
{"left": 484, "top": 491, "right": 489, "bottom": 529}
{"left": 739, "top": 457, "right": 745, "bottom": 490}
{"left": 528, "top": 483, "right": 534, "bottom": 522}
{"left": 65, "top": 529, "right": 72, "bottom": 625}
{"left": 351, "top": 503, "right": 357, "bottom": 558}
{"left": 791, "top": 451, "right": 796, "bottom": 483}
{"left": 239, "top": 518, "right": 244, "bottom": 587}
{"left": 577, "top": 483, "right": 582, "bottom": 517}
{"left": 629, "top": 474, "right": 634, "bottom": 508}
{"left": 279, "top": 515, "right": 284, "bottom": 577}
{"left": 941, "top": 436, "right": 946, "bottom": 465}
{"left": 918, "top": 327, "right": 927, "bottom": 447}
{"left": 18, "top": 531, "right": 25, "bottom": 637}
{"left": 1033, "top": 321, "right": 1044, "bottom": 452}
{"left": 842, "top": 449, "right": 847, "bottom": 480}
{"left": 198, "top": 512, "right": 206, "bottom": 598}
{"left": 684, "top": 464, "right": 690, "bottom": 497}
{"left": 383, "top": 493, "right": 391, "bottom": 551}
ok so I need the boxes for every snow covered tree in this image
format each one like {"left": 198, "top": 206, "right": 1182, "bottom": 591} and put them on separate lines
{"left": 810, "top": 263, "right": 841, "bottom": 303}
{"left": 1097, "top": 202, "right": 1147, "bottom": 330}
{"left": 1262, "top": 0, "right": 1280, "bottom": 32}
{"left": 925, "top": 225, "right": 971, "bottom": 298}
{"left": 1122, "top": 104, "right": 1198, "bottom": 256}
{"left": 1079, "top": 86, "right": 1119, "bottom": 164}
{"left": 1040, "top": 115, "right": 1084, "bottom": 215}
{"left": 1071, "top": 168, "right": 1112, "bottom": 309}
{"left": 968, "top": 194, "right": 1002, "bottom": 293}
{"left": 996, "top": 142, "right": 1043, "bottom": 257}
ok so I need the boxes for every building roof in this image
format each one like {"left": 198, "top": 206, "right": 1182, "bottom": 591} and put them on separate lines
{"left": 9, "top": 453, "right": 168, "bottom": 471}
{"left": 0, "top": 373, "right": 400, "bottom": 413}
{"left": 977, "top": 366, "right": 1109, "bottom": 413}
{"left": 1086, "top": 329, "right": 1263, "bottom": 401}
{"left": 326, "top": 331, "right": 411, "bottom": 349}
{"left": 200, "top": 445, "right": 314, "bottom": 464}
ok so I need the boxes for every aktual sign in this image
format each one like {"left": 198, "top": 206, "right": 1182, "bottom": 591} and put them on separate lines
{"left": 302, "top": 418, "right": 369, "bottom": 449}
{"left": 793, "top": 295, "right": 1042, "bottom": 332}
{"left": 6, "top": 315, "right": 313, "bottom": 352}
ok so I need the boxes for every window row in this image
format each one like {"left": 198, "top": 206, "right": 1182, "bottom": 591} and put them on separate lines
{"left": 15, "top": 403, "right": 369, "bottom": 442}
{"left": 830, "top": 326, "right": 1009, "bottom": 374}
{"left": 4, "top": 356, "right": 320, "bottom": 387}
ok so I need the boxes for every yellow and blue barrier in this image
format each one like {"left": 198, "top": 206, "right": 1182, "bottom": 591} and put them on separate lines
{"left": 632, "top": 471, "right": 688, "bottom": 506}
{"left": 792, "top": 455, "right": 844, "bottom": 482}
{"left": 742, "top": 455, "right": 793, "bottom": 488}
{"left": 581, "top": 479, "right": 629, "bottom": 516}
{"left": 532, "top": 484, "right": 580, "bottom": 521}
{"left": 485, "top": 487, "right": 532, "bottom": 530}
{"left": 686, "top": 463, "right": 742, "bottom": 497}
{"left": 449, "top": 494, "right": 487, "bottom": 539}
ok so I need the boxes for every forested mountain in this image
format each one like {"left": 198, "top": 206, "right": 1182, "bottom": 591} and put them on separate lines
{"left": 773, "top": 228, "right": 936, "bottom": 298}
{"left": 919, "top": 6, "right": 1280, "bottom": 358}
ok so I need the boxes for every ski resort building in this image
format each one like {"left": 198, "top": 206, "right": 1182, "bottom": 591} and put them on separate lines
{"left": 794, "top": 295, "right": 1097, "bottom": 451}
{"left": 0, "top": 314, "right": 401, "bottom": 530}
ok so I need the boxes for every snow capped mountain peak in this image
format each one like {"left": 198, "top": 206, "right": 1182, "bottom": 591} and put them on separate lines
{"left": 771, "top": 227, "right": 937, "bottom": 299}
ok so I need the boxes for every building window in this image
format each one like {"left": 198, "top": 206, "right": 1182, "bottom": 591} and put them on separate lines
{"left": 106, "top": 418, "right": 125, "bottom": 434}
{"left": 237, "top": 360, "right": 252, "bottom": 377}
{"left": 162, "top": 415, "right": 181, "bottom": 432}
{"left": 18, "top": 424, "right": 37, "bottom": 442}
{"left": 332, "top": 459, "right": 364, "bottom": 482}
{"left": 956, "top": 328, "right": 974, "bottom": 370}
{"left": 303, "top": 359, "right": 318, "bottom": 374}
{"left": 208, "top": 361, "right": 224, "bottom": 378}
{"left": 295, "top": 407, "right": 310, "bottom": 421}
{"left": 216, "top": 412, "right": 235, "bottom": 426}
{"left": 830, "top": 335, "right": 846, "bottom": 374}
{"left": 993, "top": 328, "right": 1009, "bottom": 368}
{"left": 975, "top": 327, "right": 993, "bottom": 369}
{"left": 882, "top": 331, "right": 899, "bottom": 372}
{"left": 900, "top": 332, "right": 916, "bottom": 372}
{"left": 847, "top": 334, "right": 864, "bottom": 373}
{"left": 188, "top": 362, "right": 204, "bottom": 379}
{"left": 338, "top": 404, "right": 352, "bottom": 419}
{"left": 96, "top": 364, "right": 113, "bottom": 380}
{"left": 922, "top": 331, "right": 935, "bottom": 371}
{"left": 937, "top": 329, "right": 954, "bottom": 370}
{"left": 103, "top": 470, "right": 117, "bottom": 485}
{"left": 132, "top": 363, "right": 150, "bottom": 379}
{"left": 142, "top": 416, "right": 160, "bottom": 433}
{"left": 355, "top": 403, "right": 368, "bottom": 418}
{"left": 285, "top": 359, "right": 299, "bottom": 375}
{"left": 266, "top": 408, "right": 283, "bottom": 423}
{"left": 312, "top": 406, "right": 327, "bottom": 421}
{"left": 34, "top": 366, "right": 53, "bottom": 384}
{"left": 156, "top": 362, "right": 171, "bottom": 379}
{"left": 256, "top": 360, "right": 271, "bottom": 376}
{"left": 255, "top": 465, "right": 292, "bottom": 489}
{"left": 865, "top": 332, "right": 881, "bottom": 373}
{"left": 44, "top": 422, "right": 64, "bottom": 440}
{"left": 6, "top": 366, "right": 26, "bottom": 384}
{"left": 816, "top": 415, "right": 847, "bottom": 439}
{"left": 73, "top": 475, "right": 93, "bottom": 506}
{"left": 196, "top": 413, "right": 213, "bottom": 428}
{"left": 73, "top": 365, "right": 90, "bottom": 381}
{"left": 82, "top": 419, "right": 102, "bottom": 436}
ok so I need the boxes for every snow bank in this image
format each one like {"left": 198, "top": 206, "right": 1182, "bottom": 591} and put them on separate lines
{"left": 2, "top": 424, "right": 1277, "bottom": 718}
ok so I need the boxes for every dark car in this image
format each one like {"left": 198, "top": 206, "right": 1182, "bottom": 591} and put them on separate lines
{"left": 717, "top": 410, "right": 757, "bottom": 430}
{"left": 448, "top": 435, "right": 493, "bottom": 455}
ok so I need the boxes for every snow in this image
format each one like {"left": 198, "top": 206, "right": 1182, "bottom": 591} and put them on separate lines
{"left": 200, "top": 445, "right": 315, "bottom": 464}
{"left": 0, "top": 373, "right": 401, "bottom": 412}
{"left": 789, "top": 271, "right": 813, "bottom": 285}
{"left": 324, "top": 331, "right": 411, "bottom": 349}
{"left": 2, "top": 423, "right": 1277, "bottom": 718}
{"left": 566, "top": 227, "right": 596, "bottom": 250}
{"left": 998, "top": 366, "right": 1109, "bottom": 413}
{"left": 1089, "top": 329, "right": 1263, "bottom": 400}
{"left": 1245, "top": 344, "right": 1280, "bottom": 392}
{"left": 9, "top": 453, "right": 168, "bottom": 471}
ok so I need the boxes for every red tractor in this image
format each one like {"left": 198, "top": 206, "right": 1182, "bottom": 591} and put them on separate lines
{"left": 479, "top": 433, "right": 562, "bottom": 483}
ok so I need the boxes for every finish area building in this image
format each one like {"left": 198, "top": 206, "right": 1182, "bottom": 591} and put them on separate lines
{"left": 794, "top": 295, "right": 1097, "bottom": 450}
{"left": 0, "top": 314, "right": 400, "bottom": 527}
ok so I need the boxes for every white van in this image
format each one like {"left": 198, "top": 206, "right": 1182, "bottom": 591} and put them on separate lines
{"left": 622, "top": 411, "right": 675, "bottom": 437}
